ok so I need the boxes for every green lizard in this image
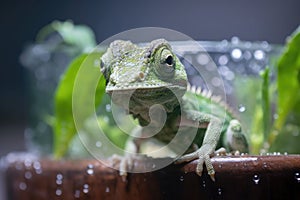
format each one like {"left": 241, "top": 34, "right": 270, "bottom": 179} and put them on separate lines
{"left": 100, "top": 39, "right": 249, "bottom": 180}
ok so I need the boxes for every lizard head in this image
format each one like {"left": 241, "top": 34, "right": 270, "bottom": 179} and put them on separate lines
{"left": 100, "top": 39, "right": 187, "bottom": 116}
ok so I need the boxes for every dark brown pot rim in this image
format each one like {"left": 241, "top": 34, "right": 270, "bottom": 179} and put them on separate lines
{"left": 3, "top": 153, "right": 300, "bottom": 200}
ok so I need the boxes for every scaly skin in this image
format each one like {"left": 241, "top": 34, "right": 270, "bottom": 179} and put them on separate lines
{"left": 100, "top": 39, "right": 249, "bottom": 180}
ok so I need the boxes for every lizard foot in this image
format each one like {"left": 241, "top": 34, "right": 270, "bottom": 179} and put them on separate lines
{"left": 109, "top": 154, "right": 134, "bottom": 182}
{"left": 175, "top": 144, "right": 216, "bottom": 181}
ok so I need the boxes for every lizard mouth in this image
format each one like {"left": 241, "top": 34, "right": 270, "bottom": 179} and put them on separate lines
{"left": 105, "top": 79, "right": 187, "bottom": 94}
{"left": 106, "top": 83, "right": 186, "bottom": 110}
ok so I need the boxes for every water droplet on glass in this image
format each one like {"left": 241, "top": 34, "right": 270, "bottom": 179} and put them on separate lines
{"left": 105, "top": 104, "right": 111, "bottom": 112}
{"left": 56, "top": 189, "right": 62, "bottom": 196}
{"left": 212, "top": 77, "right": 222, "bottom": 87}
{"left": 253, "top": 174, "right": 260, "bottom": 184}
{"left": 217, "top": 188, "right": 222, "bottom": 195}
{"left": 197, "top": 53, "right": 210, "bottom": 65}
{"left": 254, "top": 50, "right": 265, "bottom": 61}
{"left": 238, "top": 105, "right": 246, "bottom": 113}
{"left": 179, "top": 176, "right": 184, "bottom": 182}
{"left": 83, "top": 184, "right": 89, "bottom": 194}
{"left": 295, "top": 172, "right": 300, "bottom": 183}
{"left": 224, "top": 70, "right": 235, "bottom": 81}
{"left": 25, "top": 171, "right": 32, "bottom": 179}
{"left": 231, "top": 48, "right": 242, "bottom": 60}
{"left": 243, "top": 51, "right": 252, "bottom": 60}
{"left": 19, "top": 182, "right": 27, "bottom": 191}
{"left": 86, "top": 164, "right": 94, "bottom": 175}
{"left": 96, "top": 141, "right": 102, "bottom": 148}
{"left": 218, "top": 55, "right": 228, "bottom": 65}
{"left": 231, "top": 36, "right": 240, "bottom": 44}
{"left": 74, "top": 190, "right": 81, "bottom": 198}
{"left": 105, "top": 187, "right": 110, "bottom": 193}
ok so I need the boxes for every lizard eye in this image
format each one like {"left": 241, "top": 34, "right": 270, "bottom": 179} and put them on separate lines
{"left": 155, "top": 48, "right": 175, "bottom": 79}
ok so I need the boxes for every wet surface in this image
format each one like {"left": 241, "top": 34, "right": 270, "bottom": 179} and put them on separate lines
{"left": 3, "top": 154, "right": 300, "bottom": 200}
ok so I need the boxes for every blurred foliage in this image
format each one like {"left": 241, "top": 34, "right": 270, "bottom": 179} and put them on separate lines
{"left": 53, "top": 53, "right": 105, "bottom": 158}
{"left": 244, "top": 26, "right": 300, "bottom": 154}
{"left": 268, "top": 26, "right": 300, "bottom": 153}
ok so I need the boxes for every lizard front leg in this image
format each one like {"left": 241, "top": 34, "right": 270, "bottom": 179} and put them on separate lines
{"left": 175, "top": 111, "right": 223, "bottom": 181}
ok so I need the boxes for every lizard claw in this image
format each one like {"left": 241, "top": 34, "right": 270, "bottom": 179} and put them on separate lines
{"left": 175, "top": 145, "right": 216, "bottom": 181}
{"left": 109, "top": 154, "right": 134, "bottom": 182}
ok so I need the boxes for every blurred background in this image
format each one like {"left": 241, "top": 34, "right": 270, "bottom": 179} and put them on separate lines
{"left": 0, "top": 0, "right": 299, "bottom": 157}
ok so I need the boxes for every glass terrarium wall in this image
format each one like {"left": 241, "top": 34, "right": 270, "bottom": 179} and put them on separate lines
{"left": 172, "top": 37, "right": 282, "bottom": 154}
{"left": 20, "top": 21, "right": 96, "bottom": 155}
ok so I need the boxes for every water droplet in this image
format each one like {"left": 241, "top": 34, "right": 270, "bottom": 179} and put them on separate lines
{"left": 254, "top": 50, "right": 265, "bottom": 61}
{"left": 56, "top": 173, "right": 63, "bottom": 185}
{"left": 56, "top": 179, "right": 63, "bottom": 185}
{"left": 211, "top": 77, "right": 222, "bottom": 87}
{"left": 243, "top": 51, "right": 252, "bottom": 60}
{"left": 224, "top": 70, "right": 235, "bottom": 81}
{"left": 35, "top": 168, "right": 43, "bottom": 174}
{"left": 253, "top": 174, "right": 260, "bottom": 184}
{"left": 263, "top": 162, "right": 268, "bottom": 168}
{"left": 295, "top": 172, "right": 300, "bottom": 183}
{"left": 179, "top": 176, "right": 184, "bottom": 182}
{"left": 19, "top": 182, "right": 27, "bottom": 191}
{"left": 33, "top": 161, "right": 41, "bottom": 170}
{"left": 83, "top": 184, "right": 89, "bottom": 194}
{"left": 231, "top": 36, "right": 240, "bottom": 44}
{"left": 25, "top": 171, "right": 32, "bottom": 179}
{"left": 105, "top": 104, "right": 111, "bottom": 112}
{"left": 217, "top": 188, "right": 222, "bottom": 195}
{"left": 105, "top": 187, "right": 110, "bottom": 193}
{"left": 86, "top": 164, "right": 94, "bottom": 175}
{"left": 57, "top": 173, "right": 63, "bottom": 180}
{"left": 231, "top": 48, "right": 242, "bottom": 60}
{"left": 218, "top": 55, "right": 228, "bottom": 65}
{"left": 74, "top": 190, "right": 81, "bottom": 198}
{"left": 24, "top": 159, "right": 32, "bottom": 169}
{"left": 197, "top": 53, "right": 210, "bottom": 65}
{"left": 96, "top": 141, "right": 102, "bottom": 148}
{"left": 238, "top": 105, "right": 246, "bottom": 113}
{"left": 56, "top": 189, "right": 62, "bottom": 196}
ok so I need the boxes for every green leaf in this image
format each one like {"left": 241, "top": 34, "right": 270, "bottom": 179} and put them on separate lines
{"left": 36, "top": 20, "right": 96, "bottom": 52}
{"left": 260, "top": 67, "right": 271, "bottom": 143}
{"left": 270, "top": 26, "right": 300, "bottom": 144}
{"left": 53, "top": 52, "right": 105, "bottom": 158}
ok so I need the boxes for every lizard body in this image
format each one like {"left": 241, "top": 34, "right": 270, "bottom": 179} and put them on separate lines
{"left": 100, "top": 39, "right": 249, "bottom": 180}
